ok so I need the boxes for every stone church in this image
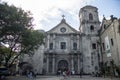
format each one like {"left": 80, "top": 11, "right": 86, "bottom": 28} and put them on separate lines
{"left": 23, "top": 5, "right": 101, "bottom": 75}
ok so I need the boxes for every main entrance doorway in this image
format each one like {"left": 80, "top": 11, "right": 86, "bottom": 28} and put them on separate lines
{"left": 58, "top": 60, "right": 68, "bottom": 72}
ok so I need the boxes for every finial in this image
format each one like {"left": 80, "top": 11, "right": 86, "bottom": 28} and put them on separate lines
{"left": 103, "top": 15, "right": 105, "bottom": 17}
{"left": 62, "top": 15, "right": 65, "bottom": 19}
{"left": 110, "top": 15, "right": 113, "bottom": 19}
{"left": 61, "top": 15, "right": 66, "bottom": 22}
{"left": 103, "top": 15, "right": 106, "bottom": 20}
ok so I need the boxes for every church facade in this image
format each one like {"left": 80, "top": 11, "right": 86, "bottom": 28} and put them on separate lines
{"left": 22, "top": 5, "right": 102, "bottom": 75}
{"left": 43, "top": 5, "right": 101, "bottom": 74}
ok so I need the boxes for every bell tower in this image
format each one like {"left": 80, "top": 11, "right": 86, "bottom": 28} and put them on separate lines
{"left": 79, "top": 5, "right": 100, "bottom": 34}
{"left": 79, "top": 5, "right": 101, "bottom": 74}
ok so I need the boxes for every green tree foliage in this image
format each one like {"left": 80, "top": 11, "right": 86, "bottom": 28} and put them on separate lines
{"left": 0, "top": 47, "right": 16, "bottom": 66}
{"left": 0, "top": 2, "right": 44, "bottom": 67}
{"left": 21, "top": 30, "right": 44, "bottom": 55}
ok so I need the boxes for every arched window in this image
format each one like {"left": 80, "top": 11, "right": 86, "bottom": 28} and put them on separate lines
{"left": 89, "top": 13, "right": 93, "bottom": 20}
{"left": 90, "top": 25, "right": 94, "bottom": 31}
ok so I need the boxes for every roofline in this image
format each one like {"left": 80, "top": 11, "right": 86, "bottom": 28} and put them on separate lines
{"left": 47, "top": 19, "right": 78, "bottom": 33}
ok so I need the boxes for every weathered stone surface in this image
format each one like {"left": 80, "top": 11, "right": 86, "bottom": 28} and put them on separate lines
{"left": 23, "top": 5, "right": 101, "bottom": 75}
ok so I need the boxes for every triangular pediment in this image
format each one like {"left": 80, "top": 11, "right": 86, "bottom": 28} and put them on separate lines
{"left": 47, "top": 19, "right": 78, "bottom": 34}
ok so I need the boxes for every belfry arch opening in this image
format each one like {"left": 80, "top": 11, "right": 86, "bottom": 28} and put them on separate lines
{"left": 89, "top": 13, "right": 93, "bottom": 20}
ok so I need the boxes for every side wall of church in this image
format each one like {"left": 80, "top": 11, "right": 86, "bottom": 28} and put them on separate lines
{"left": 22, "top": 44, "right": 44, "bottom": 74}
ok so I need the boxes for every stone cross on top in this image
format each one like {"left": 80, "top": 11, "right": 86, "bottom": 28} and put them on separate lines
{"left": 62, "top": 15, "right": 65, "bottom": 19}
{"left": 61, "top": 15, "right": 66, "bottom": 22}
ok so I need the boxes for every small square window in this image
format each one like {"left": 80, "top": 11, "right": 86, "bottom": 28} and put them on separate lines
{"left": 90, "top": 25, "right": 94, "bottom": 31}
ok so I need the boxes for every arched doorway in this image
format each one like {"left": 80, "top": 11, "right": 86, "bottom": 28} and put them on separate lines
{"left": 58, "top": 60, "right": 68, "bottom": 72}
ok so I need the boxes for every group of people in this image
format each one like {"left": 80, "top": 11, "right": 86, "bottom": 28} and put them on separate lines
{"left": 62, "top": 69, "right": 71, "bottom": 78}
{"left": 57, "top": 68, "right": 78, "bottom": 78}
{"left": 57, "top": 68, "right": 83, "bottom": 78}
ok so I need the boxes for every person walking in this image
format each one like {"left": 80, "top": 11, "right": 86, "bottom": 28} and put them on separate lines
{"left": 63, "top": 71, "right": 66, "bottom": 79}
{"left": 80, "top": 68, "right": 83, "bottom": 78}
{"left": 71, "top": 69, "right": 75, "bottom": 77}
{"left": 66, "top": 69, "right": 70, "bottom": 77}
{"left": 26, "top": 70, "right": 29, "bottom": 77}
{"left": 29, "top": 71, "right": 33, "bottom": 79}
{"left": 80, "top": 71, "right": 82, "bottom": 78}
{"left": 33, "top": 69, "right": 37, "bottom": 78}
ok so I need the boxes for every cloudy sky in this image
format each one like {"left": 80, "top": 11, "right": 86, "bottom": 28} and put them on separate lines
{"left": 1, "top": 0, "right": 120, "bottom": 31}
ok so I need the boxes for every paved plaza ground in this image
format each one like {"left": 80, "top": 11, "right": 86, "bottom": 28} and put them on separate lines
{"left": 6, "top": 75, "right": 120, "bottom": 80}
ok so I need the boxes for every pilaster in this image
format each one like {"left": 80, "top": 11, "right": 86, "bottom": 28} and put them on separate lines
{"left": 46, "top": 54, "right": 49, "bottom": 73}
{"left": 52, "top": 54, "right": 55, "bottom": 74}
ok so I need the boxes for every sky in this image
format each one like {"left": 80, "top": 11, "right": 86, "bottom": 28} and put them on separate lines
{"left": 1, "top": 0, "right": 120, "bottom": 31}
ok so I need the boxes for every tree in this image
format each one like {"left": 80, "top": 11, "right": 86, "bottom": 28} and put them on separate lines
{"left": 10, "top": 30, "right": 44, "bottom": 66}
{"left": 0, "top": 2, "right": 44, "bottom": 68}
{"left": 0, "top": 46, "right": 16, "bottom": 66}
{"left": 21, "top": 30, "right": 44, "bottom": 55}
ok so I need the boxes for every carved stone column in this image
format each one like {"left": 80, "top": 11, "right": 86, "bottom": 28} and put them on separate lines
{"left": 46, "top": 54, "right": 49, "bottom": 73}
{"left": 71, "top": 55, "right": 74, "bottom": 70}
{"left": 78, "top": 54, "right": 80, "bottom": 74}
{"left": 47, "top": 34, "right": 50, "bottom": 49}
{"left": 70, "top": 34, "right": 73, "bottom": 50}
{"left": 77, "top": 35, "right": 80, "bottom": 49}
{"left": 53, "top": 34, "right": 56, "bottom": 50}
{"left": 52, "top": 54, "right": 55, "bottom": 74}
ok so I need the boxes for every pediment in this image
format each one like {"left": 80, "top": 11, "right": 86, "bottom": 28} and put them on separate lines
{"left": 47, "top": 19, "right": 78, "bottom": 34}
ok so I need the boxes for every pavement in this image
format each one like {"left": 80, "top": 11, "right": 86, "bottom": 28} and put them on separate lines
{"left": 6, "top": 75, "right": 120, "bottom": 80}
